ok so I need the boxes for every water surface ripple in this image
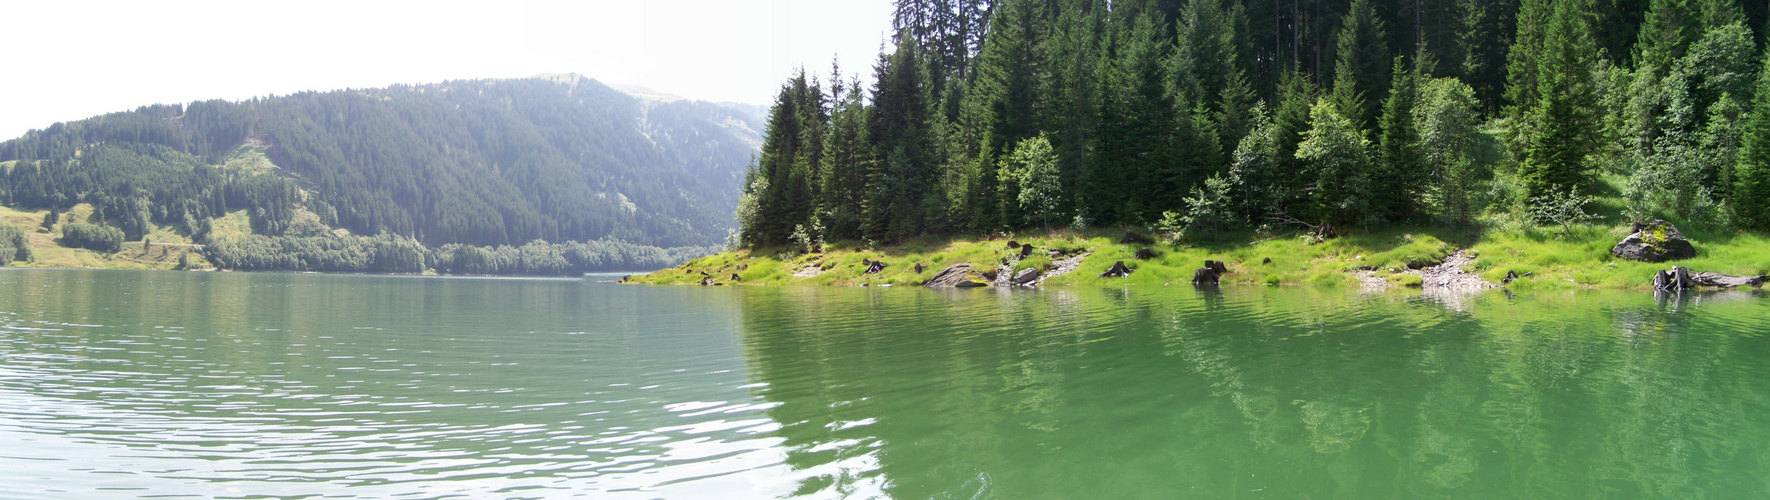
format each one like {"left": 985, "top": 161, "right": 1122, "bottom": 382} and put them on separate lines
{"left": 1, "top": 270, "right": 1767, "bottom": 498}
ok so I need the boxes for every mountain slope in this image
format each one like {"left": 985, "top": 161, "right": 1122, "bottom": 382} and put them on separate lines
{"left": 0, "top": 76, "right": 756, "bottom": 252}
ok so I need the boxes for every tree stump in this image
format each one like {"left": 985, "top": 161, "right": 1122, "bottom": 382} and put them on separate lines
{"left": 1099, "top": 261, "right": 1133, "bottom": 278}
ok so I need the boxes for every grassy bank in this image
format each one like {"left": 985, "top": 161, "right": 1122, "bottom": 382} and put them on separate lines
{"left": 0, "top": 203, "right": 216, "bottom": 271}
{"left": 629, "top": 223, "right": 1770, "bottom": 290}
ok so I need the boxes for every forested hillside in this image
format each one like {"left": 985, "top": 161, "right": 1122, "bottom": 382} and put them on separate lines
{"left": 738, "top": 0, "right": 1770, "bottom": 249}
{"left": 0, "top": 75, "right": 757, "bottom": 273}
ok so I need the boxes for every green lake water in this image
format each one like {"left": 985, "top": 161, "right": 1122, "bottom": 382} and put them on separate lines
{"left": 1, "top": 270, "right": 1768, "bottom": 499}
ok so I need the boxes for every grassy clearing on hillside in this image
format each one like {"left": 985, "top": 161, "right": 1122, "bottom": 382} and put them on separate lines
{"left": 0, "top": 203, "right": 209, "bottom": 271}
{"left": 632, "top": 223, "right": 1770, "bottom": 290}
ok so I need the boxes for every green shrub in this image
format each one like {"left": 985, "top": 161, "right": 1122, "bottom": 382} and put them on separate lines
{"left": 0, "top": 223, "right": 32, "bottom": 265}
{"left": 62, "top": 223, "right": 124, "bottom": 253}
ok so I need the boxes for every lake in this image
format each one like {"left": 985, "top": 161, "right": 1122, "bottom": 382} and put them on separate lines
{"left": 1, "top": 270, "right": 1767, "bottom": 499}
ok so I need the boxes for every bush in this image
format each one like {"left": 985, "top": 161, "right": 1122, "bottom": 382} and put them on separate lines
{"left": 62, "top": 223, "right": 124, "bottom": 253}
{"left": 0, "top": 223, "right": 32, "bottom": 265}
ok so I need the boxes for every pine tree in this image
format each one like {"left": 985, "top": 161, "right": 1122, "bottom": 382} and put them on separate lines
{"left": 1330, "top": 0, "right": 1390, "bottom": 133}
{"left": 821, "top": 73, "right": 872, "bottom": 240}
{"left": 741, "top": 73, "right": 826, "bottom": 248}
{"left": 971, "top": 0, "right": 1045, "bottom": 165}
{"left": 1375, "top": 56, "right": 1424, "bottom": 222}
{"left": 1042, "top": 0, "right": 1106, "bottom": 223}
{"left": 1636, "top": 0, "right": 1697, "bottom": 73}
{"left": 1734, "top": 57, "right": 1770, "bottom": 229}
{"left": 1504, "top": 0, "right": 1554, "bottom": 148}
{"left": 1520, "top": 0, "right": 1601, "bottom": 200}
{"left": 866, "top": 34, "right": 937, "bottom": 241}
{"left": 1092, "top": 10, "right": 1184, "bottom": 220}
{"left": 1454, "top": 0, "right": 1511, "bottom": 111}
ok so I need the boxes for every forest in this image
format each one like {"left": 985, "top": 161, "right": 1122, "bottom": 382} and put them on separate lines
{"left": 0, "top": 76, "right": 754, "bottom": 274}
{"left": 737, "top": 0, "right": 1770, "bottom": 249}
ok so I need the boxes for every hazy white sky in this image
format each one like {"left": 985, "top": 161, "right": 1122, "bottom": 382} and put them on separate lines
{"left": 0, "top": 0, "right": 894, "bottom": 140}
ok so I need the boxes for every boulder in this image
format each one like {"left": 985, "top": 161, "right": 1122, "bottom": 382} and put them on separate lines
{"left": 1100, "top": 260, "right": 1134, "bottom": 278}
{"left": 1119, "top": 231, "right": 1154, "bottom": 245}
{"left": 924, "top": 263, "right": 990, "bottom": 288}
{"left": 1012, "top": 268, "right": 1041, "bottom": 285}
{"left": 1134, "top": 248, "right": 1157, "bottom": 260}
{"left": 1612, "top": 220, "right": 1698, "bottom": 262}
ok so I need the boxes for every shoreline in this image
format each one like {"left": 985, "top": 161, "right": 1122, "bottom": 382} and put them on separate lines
{"left": 626, "top": 225, "right": 1770, "bottom": 291}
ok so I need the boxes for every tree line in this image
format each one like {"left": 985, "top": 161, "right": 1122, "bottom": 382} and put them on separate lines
{"left": 739, "top": 0, "right": 1770, "bottom": 249}
{"left": 202, "top": 233, "right": 716, "bottom": 275}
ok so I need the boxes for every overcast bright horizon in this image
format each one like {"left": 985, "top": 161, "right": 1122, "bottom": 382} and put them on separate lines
{"left": 0, "top": 0, "right": 894, "bottom": 141}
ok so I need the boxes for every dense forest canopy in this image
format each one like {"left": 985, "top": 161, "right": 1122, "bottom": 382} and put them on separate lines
{"left": 0, "top": 76, "right": 757, "bottom": 249}
{"left": 738, "top": 0, "right": 1770, "bottom": 249}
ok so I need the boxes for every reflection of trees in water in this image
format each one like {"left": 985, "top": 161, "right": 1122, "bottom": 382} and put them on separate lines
{"left": 734, "top": 286, "right": 1770, "bottom": 498}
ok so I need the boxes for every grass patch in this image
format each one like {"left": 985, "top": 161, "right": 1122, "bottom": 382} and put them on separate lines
{"left": 629, "top": 223, "right": 1770, "bottom": 291}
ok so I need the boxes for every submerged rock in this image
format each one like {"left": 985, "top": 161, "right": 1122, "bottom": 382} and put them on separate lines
{"left": 1612, "top": 220, "right": 1698, "bottom": 262}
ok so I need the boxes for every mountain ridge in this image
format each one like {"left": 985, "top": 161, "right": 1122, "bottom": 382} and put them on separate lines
{"left": 0, "top": 76, "right": 756, "bottom": 273}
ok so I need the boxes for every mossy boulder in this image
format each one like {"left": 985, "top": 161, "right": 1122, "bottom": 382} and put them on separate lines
{"left": 1612, "top": 220, "right": 1697, "bottom": 263}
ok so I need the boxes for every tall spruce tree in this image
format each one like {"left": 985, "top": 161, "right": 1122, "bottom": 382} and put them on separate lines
{"left": 1330, "top": 0, "right": 1390, "bottom": 134}
{"left": 1734, "top": 57, "right": 1770, "bottom": 229}
{"left": 1043, "top": 0, "right": 1106, "bottom": 223}
{"left": 741, "top": 73, "right": 826, "bottom": 248}
{"left": 1520, "top": 0, "right": 1601, "bottom": 200}
{"left": 1376, "top": 56, "right": 1425, "bottom": 221}
{"left": 867, "top": 34, "right": 938, "bottom": 241}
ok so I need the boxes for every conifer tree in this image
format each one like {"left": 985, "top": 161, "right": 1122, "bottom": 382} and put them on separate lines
{"left": 1376, "top": 57, "right": 1424, "bottom": 222}
{"left": 867, "top": 34, "right": 937, "bottom": 241}
{"left": 1520, "top": 0, "right": 1600, "bottom": 200}
{"left": 1329, "top": 0, "right": 1390, "bottom": 133}
{"left": 1636, "top": 0, "right": 1697, "bottom": 74}
{"left": 1734, "top": 57, "right": 1770, "bottom": 229}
